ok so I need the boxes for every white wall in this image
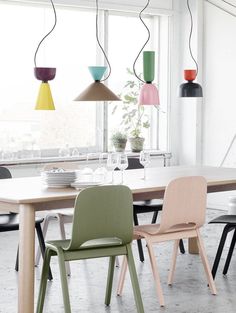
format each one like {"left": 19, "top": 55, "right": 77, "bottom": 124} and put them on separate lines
{"left": 203, "top": 0, "right": 236, "bottom": 166}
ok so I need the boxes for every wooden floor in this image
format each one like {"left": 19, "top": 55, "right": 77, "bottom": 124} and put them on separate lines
{"left": 0, "top": 209, "right": 236, "bottom": 313}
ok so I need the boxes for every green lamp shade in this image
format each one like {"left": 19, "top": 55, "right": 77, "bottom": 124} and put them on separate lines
{"left": 35, "top": 82, "right": 55, "bottom": 110}
{"left": 143, "top": 51, "right": 155, "bottom": 83}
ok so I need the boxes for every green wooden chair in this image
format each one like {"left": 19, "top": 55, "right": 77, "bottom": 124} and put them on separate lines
{"left": 36, "top": 185, "right": 144, "bottom": 313}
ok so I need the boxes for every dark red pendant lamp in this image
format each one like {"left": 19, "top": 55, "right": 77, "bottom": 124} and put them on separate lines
{"left": 179, "top": 0, "right": 203, "bottom": 98}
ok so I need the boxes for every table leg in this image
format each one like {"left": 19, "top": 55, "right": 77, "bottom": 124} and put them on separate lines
{"left": 18, "top": 204, "right": 35, "bottom": 313}
{"left": 188, "top": 237, "right": 199, "bottom": 254}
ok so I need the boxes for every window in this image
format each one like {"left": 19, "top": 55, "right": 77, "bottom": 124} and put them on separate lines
{"left": 0, "top": 1, "right": 169, "bottom": 160}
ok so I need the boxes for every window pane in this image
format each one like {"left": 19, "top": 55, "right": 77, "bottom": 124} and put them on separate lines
{"left": 0, "top": 2, "right": 100, "bottom": 156}
{"left": 107, "top": 13, "right": 159, "bottom": 151}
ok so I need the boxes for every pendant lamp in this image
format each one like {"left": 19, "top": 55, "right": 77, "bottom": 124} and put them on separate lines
{"left": 133, "top": 0, "right": 160, "bottom": 107}
{"left": 75, "top": 0, "right": 120, "bottom": 102}
{"left": 34, "top": 0, "right": 57, "bottom": 110}
{"left": 179, "top": 0, "right": 203, "bottom": 98}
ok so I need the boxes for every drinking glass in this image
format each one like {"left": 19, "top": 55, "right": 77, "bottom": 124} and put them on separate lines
{"left": 106, "top": 153, "right": 118, "bottom": 183}
{"left": 117, "top": 154, "right": 128, "bottom": 184}
{"left": 139, "top": 151, "right": 151, "bottom": 180}
{"left": 94, "top": 153, "right": 107, "bottom": 182}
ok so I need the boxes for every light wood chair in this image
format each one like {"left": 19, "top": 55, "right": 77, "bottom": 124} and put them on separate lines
{"left": 117, "top": 176, "right": 217, "bottom": 307}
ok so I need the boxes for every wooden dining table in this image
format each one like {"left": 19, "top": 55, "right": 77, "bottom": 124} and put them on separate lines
{"left": 1, "top": 165, "right": 236, "bottom": 313}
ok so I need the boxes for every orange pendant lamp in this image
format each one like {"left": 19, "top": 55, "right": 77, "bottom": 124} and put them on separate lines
{"left": 179, "top": 0, "right": 203, "bottom": 98}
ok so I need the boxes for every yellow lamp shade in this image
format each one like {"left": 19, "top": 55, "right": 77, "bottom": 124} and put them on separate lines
{"left": 35, "top": 82, "right": 55, "bottom": 110}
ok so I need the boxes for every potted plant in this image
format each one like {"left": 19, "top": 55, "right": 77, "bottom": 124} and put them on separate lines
{"left": 110, "top": 131, "right": 127, "bottom": 152}
{"left": 112, "top": 69, "right": 150, "bottom": 152}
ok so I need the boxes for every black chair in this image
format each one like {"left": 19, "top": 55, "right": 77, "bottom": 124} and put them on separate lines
{"left": 128, "top": 158, "right": 185, "bottom": 262}
{"left": 0, "top": 166, "right": 52, "bottom": 280}
{"left": 209, "top": 214, "right": 236, "bottom": 279}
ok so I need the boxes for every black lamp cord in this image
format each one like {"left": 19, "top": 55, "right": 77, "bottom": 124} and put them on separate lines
{"left": 221, "top": 0, "right": 236, "bottom": 8}
{"left": 133, "top": 0, "right": 151, "bottom": 84}
{"left": 96, "top": 0, "right": 111, "bottom": 82}
{"left": 34, "top": 0, "right": 57, "bottom": 68}
{"left": 187, "top": 0, "right": 199, "bottom": 77}
{"left": 206, "top": 0, "right": 236, "bottom": 17}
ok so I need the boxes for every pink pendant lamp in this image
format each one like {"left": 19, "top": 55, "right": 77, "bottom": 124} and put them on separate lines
{"left": 133, "top": 0, "right": 160, "bottom": 107}
{"left": 139, "top": 51, "right": 160, "bottom": 105}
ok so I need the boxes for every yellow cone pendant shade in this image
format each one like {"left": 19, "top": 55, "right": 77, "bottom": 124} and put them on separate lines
{"left": 35, "top": 82, "right": 55, "bottom": 110}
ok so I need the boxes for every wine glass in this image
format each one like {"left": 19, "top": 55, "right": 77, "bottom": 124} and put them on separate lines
{"left": 117, "top": 154, "right": 128, "bottom": 184}
{"left": 106, "top": 153, "right": 118, "bottom": 183}
{"left": 94, "top": 153, "right": 108, "bottom": 182}
{"left": 139, "top": 151, "right": 151, "bottom": 180}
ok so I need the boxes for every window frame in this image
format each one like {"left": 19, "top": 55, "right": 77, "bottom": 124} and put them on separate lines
{"left": 0, "top": 0, "right": 170, "bottom": 161}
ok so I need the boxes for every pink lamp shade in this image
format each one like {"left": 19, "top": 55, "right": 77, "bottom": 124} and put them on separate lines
{"left": 139, "top": 83, "right": 160, "bottom": 105}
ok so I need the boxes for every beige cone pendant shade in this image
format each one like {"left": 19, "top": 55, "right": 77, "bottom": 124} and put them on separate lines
{"left": 74, "top": 66, "right": 120, "bottom": 102}
{"left": 75, "top": 81, "right": 120, "bottom": 101}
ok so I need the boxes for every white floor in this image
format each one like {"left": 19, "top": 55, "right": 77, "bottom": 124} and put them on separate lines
{"left": 0, "top": 210, "right": 236, "bottom": 313}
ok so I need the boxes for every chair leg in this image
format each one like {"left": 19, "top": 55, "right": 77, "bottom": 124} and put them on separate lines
{"left": 117, "top": 256, "right": 128, "bottom": 296}
{"left": 36, "top": 224, "right": 53, "bottom": 281}
{"left": 223, "top": 227, "right": 236, "bottom": 275}
{"left": 211, "top": 225, "right": 231, "bottom": 279}
{"left": 179, "top": 239, "right": 185, "bottom": 254}
{"left": 151, "top": 211, "right": 159, "bottom": 224}
{"left": 115, "top": 256, "right": 120, "bottom": 267}
{"left": 126, "top": 244, "right": 145, "bottom": 313}
{"left": 15, "top": 246, "right": 19, "bottom": 271}
{"left": 35, "top": 215, "right": 54, "bottom": 266}
{"left": 36, "top": 248, "right": 53, "bottom": 313}
{"left": 105, "top": 256, "right": 116, "bottom": 306}
{"left": 196, "top": 229, "right": 217, "bottom": 295}
{"left": 57, "top": 248, "right": 72, "bottom": 313}
{"left": 133, "top": 211, "right": 145, "bottom": 262}
{"left": 58, "top": 215, "right": 71, "bottom": 276}
{"left": 168, "top": 239, "right": 179, "bottom": 286}
{"left": 146, "top": 239, "right": 165, "bottom": 306}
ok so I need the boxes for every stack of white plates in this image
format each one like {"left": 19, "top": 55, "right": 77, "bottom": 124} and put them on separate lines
{"left": 71, "top": 181, "right": 102, "bottom": 190}
{"left": 41, "top": 170, "right": 77, "bottom": 188}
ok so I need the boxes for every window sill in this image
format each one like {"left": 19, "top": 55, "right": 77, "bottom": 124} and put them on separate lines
{"left": 0, "top": 150, "right": 172, "bottom": 167}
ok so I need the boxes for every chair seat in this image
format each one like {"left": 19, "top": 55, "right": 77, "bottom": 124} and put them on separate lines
{"left": 133, "top": 199, "right": 163, "bottom": 208}
{"left": 134, "top": 222, "right": 196, "bottom": 236}
{"left": 209, "top": 215, "right": 236, "bottom": 225}
{"left": 0, "top": 213, "right": 43, "bottom": 231}
{"left": 47, "top": 237, "right": 123, "bottom": 251}
{"left": 49, "top": 208, "right": 74, "bottom": 216}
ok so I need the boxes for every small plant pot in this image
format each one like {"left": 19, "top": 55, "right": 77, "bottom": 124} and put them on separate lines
{"left": 112, "top": 139, "right": 127, "bottom": 152}
{"left": 129, "top": 137, "right": 145, "bottom": 152}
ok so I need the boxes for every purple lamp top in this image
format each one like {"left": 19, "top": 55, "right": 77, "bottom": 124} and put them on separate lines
{"left": 34, "top": 67, "right": 56, "bottom": 82}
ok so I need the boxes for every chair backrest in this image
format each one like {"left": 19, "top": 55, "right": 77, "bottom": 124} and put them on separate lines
{"left": 67, "top": 185, "right": 134, "bottom": 250}
{"left": 127, "top": 158, "right": 143, "bottom": 170}
{"left": 0, "top": 167, "right": 12, "bottom": 179}
{"left": 158, "top": 176, "right": 207, "bottom": 234}
{"left": 0, "top": 167, "right": 12, "bottom": 215}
